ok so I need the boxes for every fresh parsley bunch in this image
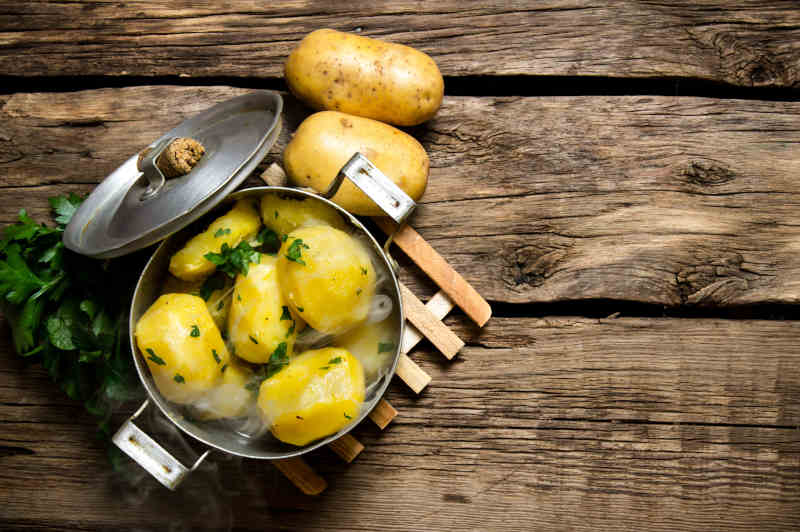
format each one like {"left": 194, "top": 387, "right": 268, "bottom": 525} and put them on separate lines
{"left": 0, "top": 195, "right": 142, "bottom": 452}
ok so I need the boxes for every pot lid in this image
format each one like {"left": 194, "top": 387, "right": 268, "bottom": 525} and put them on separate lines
{"left": 63, "top": 91, "right": 283, "bottom": 259}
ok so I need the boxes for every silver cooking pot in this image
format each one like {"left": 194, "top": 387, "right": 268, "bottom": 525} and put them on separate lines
{"left": 114, "top": 157, "right": 413, "bottom": 490}
{"left": 61, "top": 91, "right": 415, "bottom": 490}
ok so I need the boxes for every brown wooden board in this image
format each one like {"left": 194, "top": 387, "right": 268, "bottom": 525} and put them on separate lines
{"left": 1, "top": 315, "right": 799, "bottom": 530}
{"left": 4, "top": 87, "right": 800, "bottom": 307}
{"left": 2, "top": 1, "right": 799, "bottom": 88}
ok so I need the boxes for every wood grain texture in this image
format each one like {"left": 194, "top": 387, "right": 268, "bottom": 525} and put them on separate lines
{"left": 1, "top": 316, "right": 799, "bottom": 531}
{"left": 2, "top": 1, "right": 799, "bottom": 87}
{"left": 400, "top": 282, "right": 464, "bottom": 359}
{"left": 4, "top": 86, "right": 800, "bottom": 307}
{"left": 368, "top": 398, "right": 398, "bottom": 430}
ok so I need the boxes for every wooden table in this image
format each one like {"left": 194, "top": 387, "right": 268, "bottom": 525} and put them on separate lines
{"left": 2, "top": 2, "right": 800, "bottom": 530}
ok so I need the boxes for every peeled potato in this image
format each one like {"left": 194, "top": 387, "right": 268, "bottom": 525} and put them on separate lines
{"left": 135, "top": 293, "right": 230, "bottom": 404}
{"left": 335, "top": 316, "right": 396, "bottom": 382}
{"left": 191, "top": 363, "right": 254, "bottom": 420}
{"left": 284, "top": 111, "right": 428, "bottom": 216}
{"left": 169, "top": 199, "right": 261, "bottom": 282}
{"left": 285, "top": 29, "right": 444, "bottom": 126}
{"left": 259, "top": 192, "right": 346, "bottom": 237}
{"left": 161, "top": 274, "right": 233, "bottom": 331}
{"left": 277, "top": 225, "right": 375, "bottom": 335}
{"left": 228, "top": 254, "right": 303, "bottom": 364}
{"left": 257, "top": 347, "right": 365, "bottom": 446}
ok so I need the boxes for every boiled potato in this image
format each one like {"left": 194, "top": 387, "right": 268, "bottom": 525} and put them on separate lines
{"left": 257, "top": 347, "right": 364, "bottom": 446}
{"left": 285, "top": 29, "right": 443, "bottom": 126}
{"left": 260, "top": 192, "right": 346, "bottom": 238}
{"left": 169, "top": 199, "right": 261, "bottom": 281}
{"left": 277, "top": 226, "right": 375, "bottom": 335}
{"left": 335, "top": 316, "right": 397, "bottom": 382}
{"left": 228, "top": 254, "right": 303, "bottom": 364}
{"left": 161, "top": 274, "right": 233, "bottom": 331}
{"left": 135, "top": 293, "right": 230, "bottom": 404}
{"left": 284, "top": 111, "right": 428, "bottom": 215}
{"left": 191, "top": 363, "right": 254, "bottom": 420}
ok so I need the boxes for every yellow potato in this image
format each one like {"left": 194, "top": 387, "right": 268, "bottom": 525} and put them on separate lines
{"left": 135, "top": 293, "right": 230, "bottom": 404}
{"left": 228, "top": 254, "right": 303, "bottom": 364}
{"left": 169, "top": 199, "right": 261, "bottom": 282}
{"left": 285, "top": 29, "right": 443, "bottom": 126}
{"left": 277, "top": 226, "right": 375, "bottom": 335}
{"left": 257, "top": 347, "right": 364, "bottom": 446}
{"left": 335, "top": 316, "right": 396, "bottom": 382}
{"left": 160, "top": 274, "right": 233, "bottom": 331}
{"left": 191, "top": 363, "right": 254, "bottom": 420}
{"left": 259, "top": 192, "right": 346, "bottom": 238}
{"left": 284, "top": 111, "right": 428, "bottom": 215}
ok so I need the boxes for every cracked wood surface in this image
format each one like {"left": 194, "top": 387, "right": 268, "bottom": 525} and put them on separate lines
{"left": 3, "top": 86, "right": 800, "bottom": 307}
{"left": 2, "top": 1, "right": 800, "bottom": 87}
{"left": 1, "top": 316, "right": 799, "bottom": 531}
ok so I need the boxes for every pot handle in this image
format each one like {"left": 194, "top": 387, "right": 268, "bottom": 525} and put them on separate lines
{"left": 322, "top": 153, "right": 416, "bottom": 225}
{"left": 112, "top": 400, "right": 209, "bottom": 490}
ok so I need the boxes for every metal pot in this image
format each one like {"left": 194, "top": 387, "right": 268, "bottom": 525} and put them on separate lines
{"left": 61, "top": 91, "right": 415, "bottom": 489}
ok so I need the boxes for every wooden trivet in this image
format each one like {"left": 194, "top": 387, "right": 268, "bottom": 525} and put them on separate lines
{"left": 260, "top": 164, "right": 491, "bottom": 494}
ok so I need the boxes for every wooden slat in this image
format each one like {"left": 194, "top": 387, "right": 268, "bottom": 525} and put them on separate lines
{"left": 7, "top": 87, "right": 800, "bottom": 307}
{"left": 378, "top": 219, "right": 491, "bottom": 326}
{"left": 368, "top": 399, "right": 399, "bottom": 430}
{"left": 2, "top": 2, "right": 799, "bottom": 88}
{"left": 401, "top": 290, "right": 455, "bottom": 354}
{"left": 327, "top": 434, "right": 364, "bottom": 463}
{"left": 399, "top": 283, "right": 464, "bottom": 360}
{"left": 272, "top": 457, "right": 327, "bottom": 495}
{"left": 395, "top": 353, "right": 431, "bottom": 394}
{"left": 2, "top": 317, "right": 800, "bottom": 530}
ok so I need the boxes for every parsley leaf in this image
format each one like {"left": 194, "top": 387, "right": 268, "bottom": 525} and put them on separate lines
{"left": 212, "top": 349, "right": 221, "bottom": 364}
{"left": 174, "top": 373, "right": 185, "bottom": 383}
{"left": 328, "top": 357, "right": 343, "bottom": 365}
{"left": 48, "top": 193, "right": 83, "bottom": 226}
{"left": 285, "top": 238, "right": 309, "bottom": 265}
{"left": 199, "top": 273, "right": 226, "bottom": 301}
{"left": 256, "top": 227, "right": 281, "bottom": 251}
{"left": 344, "top": 413, "right": 352, "bottom": 420}
{"left": 213, "top": 228, "right": 231, "bottom": 238}
{"left": 249, "top": 335, "right": 259, "bottom": 344}
{"left": 204, "top": 242, "right": 260, "bottom": 278}
{"left": 280, "top": 306, "right": 292, "bottom": 321}
{"left": 190, "top": 324, "right": 200, "bottom": 337}
{"left": 221, "top": 363, "right": 228, "bottom": 373}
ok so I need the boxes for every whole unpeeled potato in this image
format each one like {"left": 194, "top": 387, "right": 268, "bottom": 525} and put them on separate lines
{"left": 284, "top": 111, "right": 429, "bottom": 215}
{"left": 285, "top": 29, "right": 444, "bottom": 126}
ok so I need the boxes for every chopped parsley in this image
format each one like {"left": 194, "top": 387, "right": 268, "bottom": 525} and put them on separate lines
{"left": 281, "top": 234, "right": 288, "bottom": 242}
{"left": 286, "top": 320, "right": 296, "bottom": 337}
{"left": 246, "top": 342, "right": 290, "bottom": 392}
{"left": 328, "top": 356, "right": 343, "bottom": 365}
{"left": 212, "top": 349, "right": 221, "bottom": 364}
{"left": 285, "top": 238, "right": 309, "bottom": 265}
{"left": 146, "top": 348, "right": 165, "bottom": 366}
{"left": 280, "top": 306, "right": 292, "bottom": 321}
{"left": 344, "top": 413, "right": 352, "bottom": 420}
{"left": 173, "top": 373, "right": 185, "bottom": 383}
{"left": 256, "top": 227, "right": 280, "bottom": 250}
{"left": 275, "top": 211, "right": 279, "bottom": 219}
{"left": 190, "top": 325, "right": 200, "bottom": 337}
{"left": 378, "top": 341, "right": 395, "bottom": 353}
{"left": 221, "top": 363, "right": 228, "bottom": 373}
{"left": 199, "top": 273, "right": 225, "bottom": 301}
{"left": 237, "top": 293, "right": 242, "bottom": 302}
{"left": 213, "top": 228, "right": 231, "bottom": 238}
{"left": 204, "top": 241, "right": 260, "bottom": 278}
{"left": 217, "top": 299, "right": 225, "bottom": 311}
{"left": 297, "top": 306, "right": 304, "bottom": 313}
{"left": 360, "top": 266, "right": 368, "bottom": 276}
{"left": 249, "top": 335, "right": 258, "bottom": 344}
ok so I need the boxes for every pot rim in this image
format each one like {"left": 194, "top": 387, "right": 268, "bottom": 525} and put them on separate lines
{"left": 128, "top": 185, "right": 405, "bottom": 460}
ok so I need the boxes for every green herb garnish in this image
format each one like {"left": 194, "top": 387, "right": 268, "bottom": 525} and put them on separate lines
{"left": 212, "top": 349, "right": 221, "bottom": 364}
{"left": 344, "top": 413, "right": 352, "bottom": 420}
{"left": 249, "top": 335, "right": 258, "bottom": 344}
{"left": 213, "top": 228, "right": 231, "bottom": 238}
{"left": 221, "top": 363, "right": 228, "bottom": 373}
{"left": 217, "top": 299, "right": 225, "bottom": 311}
{"left": 361, "top": 266, "right": 368, "bottom": 276}
{"left": 146, "top": 348, "right": 166, "bottom": 366}
{"left": 378, "top": 341, "right": 395, "bottom": 353}
{"left": 174, "top": 373, "right": 185, "bottom": 383}
{"left": 204, "top": 241, "right": 260, "bottom": 278}
{"left": 286, "top": 320, "right": 296, "bottom": 337}
{"left": 190, "top": 324, "right": 200, "bottom": 337}
{"left": 280, "top": 306, "right": 292, "bottom": 321}
{"left": 285, "top": 238, "right": 309, "bottom": 265}
{"left": 275, "top": 211, "right": 279, "bottom": 219}
{"left": 199, "top": 273, "right": 225, "bottom": 301}
{"left": 256, "top": 227, "right": 280, "bottom": 250}
{"left": 297, "top": 306, "right": 304, "bottom": 313}
{"left": 328, "top": 356, "right": 343, "bottom": 365}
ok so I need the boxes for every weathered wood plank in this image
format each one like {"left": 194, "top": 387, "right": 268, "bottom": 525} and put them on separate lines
{"left": 3, "top": 86, "right": 800, "bottom": 306}
{"left": 1, "top": 316, "right": 799, "bottom": 530}
{"left": 1, "top": 1, "right": 799, "bottom": 87}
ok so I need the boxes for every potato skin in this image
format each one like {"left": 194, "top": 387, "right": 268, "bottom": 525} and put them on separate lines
{"left": 285, "top": 28, "right": 443, "bottom": 126}
{"left": 284, "top": 111, "right": 428, "bottom": 216}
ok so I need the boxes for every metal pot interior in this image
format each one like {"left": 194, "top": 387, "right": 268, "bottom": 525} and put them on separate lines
{"left": 129, "top": 186, "right": 404, "bottom": 459}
